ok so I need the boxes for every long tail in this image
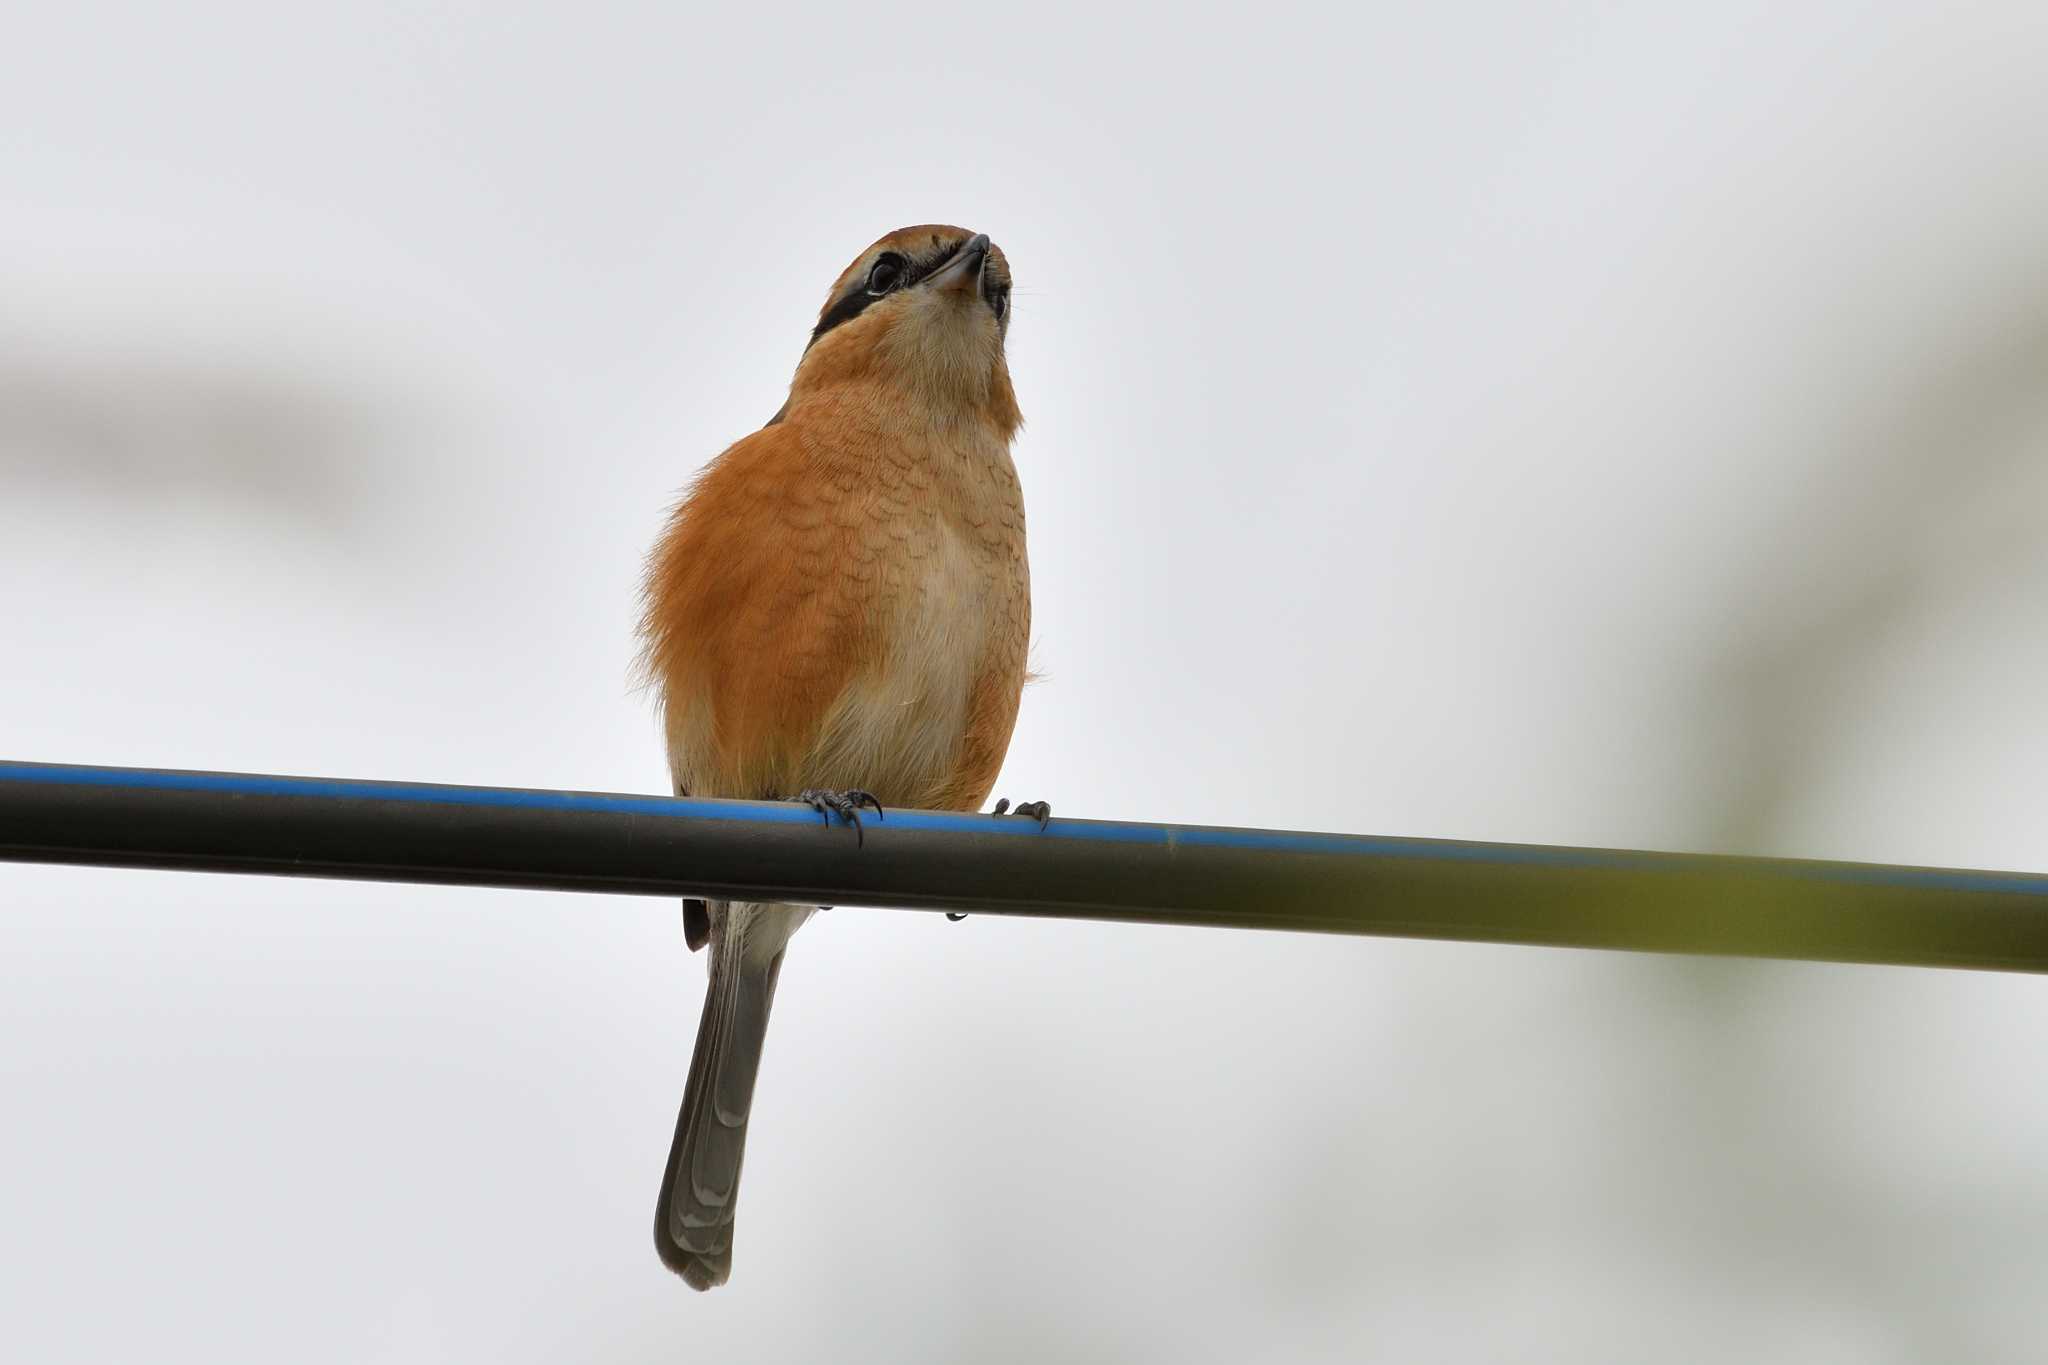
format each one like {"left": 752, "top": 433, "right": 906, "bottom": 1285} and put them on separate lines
{"left": 654, "top": 906, "right": 790, "bottom": 1290}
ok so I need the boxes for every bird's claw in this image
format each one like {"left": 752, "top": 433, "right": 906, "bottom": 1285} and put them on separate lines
{"left": 991, "top": 797, "right": 1052, "bottom": 830}
{"left": 954, "top": 797, "right": 1053, "bottom": 922}
{"left": 798, "top": 788, "right": 885, "bottom": 846}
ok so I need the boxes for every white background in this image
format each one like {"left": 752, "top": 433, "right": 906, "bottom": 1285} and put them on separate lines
{"left": 4, "top": 3, "right": 2047, "bottom": 1360}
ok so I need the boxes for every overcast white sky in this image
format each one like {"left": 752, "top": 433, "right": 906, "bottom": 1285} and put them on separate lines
{"left": 4, "top": 3, "right": 2048, "bottom": 1361}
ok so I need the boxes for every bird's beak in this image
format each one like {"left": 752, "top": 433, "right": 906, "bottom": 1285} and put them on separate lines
{"left": 922, "top": 233, "right": 991, "bottom": 294}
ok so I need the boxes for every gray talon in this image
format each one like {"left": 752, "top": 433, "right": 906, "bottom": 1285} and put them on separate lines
{"left": 993, "top": 796, "right": 1051, "bottom": 830}
{"left": 798, "top": 788, "right": 885, "bottom": 846}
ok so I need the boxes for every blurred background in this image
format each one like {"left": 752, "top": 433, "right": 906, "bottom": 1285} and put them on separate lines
{"left": 4, "top": 3, "right": 2047, "bottom": 1360}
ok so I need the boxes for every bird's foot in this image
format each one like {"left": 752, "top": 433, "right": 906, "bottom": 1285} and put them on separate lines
{"left": 951, "top": 797, "right": 1053, "bottom": 923}
{"left": 990, "top": 797, "right": 1053, "bottom": 830}
{"left": 797, "top": 788, "right": 884, "bottom": 846}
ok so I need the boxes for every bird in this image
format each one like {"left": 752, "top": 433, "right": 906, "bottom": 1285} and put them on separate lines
{"left": 638, "top": 225, "right": 1042, "bottom": 1289}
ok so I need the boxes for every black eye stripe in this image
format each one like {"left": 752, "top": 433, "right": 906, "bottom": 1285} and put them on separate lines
{"left": 808, "top": 283, "right": 882, "bottom": 345}
{"left": 905, "top": 242, "right": 964, "bottom": 287}
{"left": 807, "top": 240, "right": 975, "bottom": 347}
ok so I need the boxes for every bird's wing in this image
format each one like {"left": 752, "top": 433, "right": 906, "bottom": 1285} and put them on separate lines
{"left": 642, "top": 421, "right": 888, "bottom": 802}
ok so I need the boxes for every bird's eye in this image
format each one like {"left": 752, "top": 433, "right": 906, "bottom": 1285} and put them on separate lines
{"left": 866, "top": 254, "right": 905, "bottom": 295}
{"left": 991, "top": 285, "right": 1010, "bottom": 320}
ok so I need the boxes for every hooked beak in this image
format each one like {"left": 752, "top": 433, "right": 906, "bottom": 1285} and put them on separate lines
{"left": 922, "top": 232, "right": 991, "bottom": 294}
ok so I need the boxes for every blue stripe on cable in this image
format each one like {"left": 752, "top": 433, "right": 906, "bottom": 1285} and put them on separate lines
{"left": 2, "top": 760, "right": 2044, "bottom": 899}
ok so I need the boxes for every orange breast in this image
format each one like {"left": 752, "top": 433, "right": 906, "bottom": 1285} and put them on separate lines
{"left": 642, "top": 403, "right": 1028, "bottom": 810}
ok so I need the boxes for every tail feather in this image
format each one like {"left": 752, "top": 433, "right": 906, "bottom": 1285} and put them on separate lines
{"left": 655, "top": 922, "right": 787, "bottom": 1290}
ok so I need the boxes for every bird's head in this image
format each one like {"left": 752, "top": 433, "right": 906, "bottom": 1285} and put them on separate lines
{"left": 784, "top": 225, "right": 1019, "bottom": 434}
